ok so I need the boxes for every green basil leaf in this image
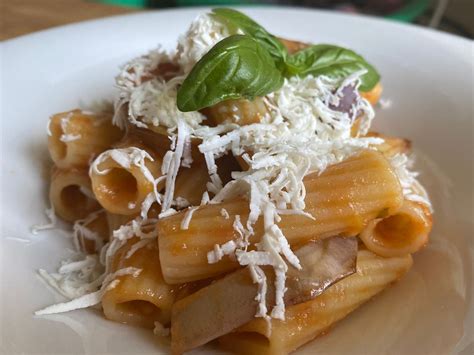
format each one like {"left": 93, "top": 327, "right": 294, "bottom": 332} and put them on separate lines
{"left": 211, "top": 8, "right": 287, "bottom": 68}
{"left": 177, "top": 35, "right": 283, "bottom": 112}
{"left": 286, "top": 44, "right": 380, "bottom": 92}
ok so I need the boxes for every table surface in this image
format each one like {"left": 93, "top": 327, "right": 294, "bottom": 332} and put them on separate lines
{"left": 2, "top": 0, "right": 139, "bottom": 41}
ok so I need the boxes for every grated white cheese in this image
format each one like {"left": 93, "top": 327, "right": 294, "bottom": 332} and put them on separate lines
{"left": 153, "top": 321, "right": 170, "bottom": 337}
{"left": 72, "top": 210, "right": 105, "bottom": 253}
{"left": 200, "top": 191, "right": 210, "bottom": 205}
{"left": 60, "top": 134, "right": 81, "bottom": 142}
{"left": 249, "top": 265, "right": 269, "bottom": 319}
{"left": 113, "top": 44, "right": 204, "bottom": 131}
{"left": 46, "top": 117, "right": 53, "bottom": 136}
{"left": 90, "top": 147, "right": 155, "bottom": 185}
{"left": 232, "top": 215, "right": 250, "bottom": 250}
{"left": 220, "top": 208, "right": 230, "bottom": 219}
{"left": 31, "top": 207, "right": 57, "bottom": 234}
{"left": 176, "top": 14, "right": 237, "bottom": 74}
{"left": 161, "top": 120, "right": 190, "bottom": 213}
{"left": 35, "top": 288, "right": 104, "bottom": 316}
{"left": 207, "top": 240, "right": 237, "bottom": 264}
{"left": 175, "top": 196, "right": 191, "bottom": 209}
{"left": 378, "top": 98, "right": 393, "bottom": 110}
{"left": 36, "top": 267, "right": 141, "bottom": 315}
{"left": 127, "top": 75, "right": 205, "bottom": 130}
{"left": 37, "top": 254, "right": 104, "bottom": 300}
{"left": 59, "top": 113, "right": 81, "bottom": 142}
{"left": 180, "top": 206, "right": 199, "bottom": 230}
{"left": 390, "top": 153, "right": 432, "bottom": 211}
{"left": 116, "top": 47, "right": 173, "bottom": 91}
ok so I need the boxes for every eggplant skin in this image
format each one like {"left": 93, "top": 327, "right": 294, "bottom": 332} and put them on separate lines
{"left": 170, "top": 236, "right": 358, "bottom": 353}
{"left": 285, "top": 236, "right": 358, "bottom": 306}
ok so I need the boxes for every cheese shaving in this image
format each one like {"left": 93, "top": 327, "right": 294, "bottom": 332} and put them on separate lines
{"left": 59, "top": 113, "right": 81, "bottom": 142}
{"left": 154, "top": 322, "right": 170, "bottom": 337}
{"left": 390, "top": 153, "right": 432, "bottom": 211}
{"left": 220, "top": 208, "right": 230, "bottom": 219}
{"left": 161, "top": 119, "right": 189, "bottom": 213}
{"left": 35, "top": 289, "right": 104, "bottom": 316}
{"left": 180, "top": 206, "right": 199, "bottom": 230}
{"left": 249, "top": 265, "right": 269, "bottom": 319}
{"left": 90, "top": 147, "right": 155, "bottom": 184}
{"left": 72, "top": 210, "right": 105, "bottom": 253}
{"left": 378, "top": 98, "right": 393, "bottom": 110}
{"left": 176, "top": 14, "right": 236, "bottom": 74}
{"left": 36, "top": 267, "right": 141, "bottom": 315}
{"left": 37, "top": 254, "right": 104, "bottom": 300}
{"left": 127, "top": 76, "right": 205, "bottom": 130}
{"left": 31, "top": 207, "right": 57, "bottom": 234}
{"left": 60, "top": 134, "right": 81, "bottom": 142}
{"left": 46, "top": 117, "right": 53, "bottom": 136}
{"left": 207, "top": 240, "right": 237, "bottom": 264}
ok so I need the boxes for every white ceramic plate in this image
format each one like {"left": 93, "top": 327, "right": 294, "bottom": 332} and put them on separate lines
{"left": 1, "top": 7, "right": 472, "bottom": 355}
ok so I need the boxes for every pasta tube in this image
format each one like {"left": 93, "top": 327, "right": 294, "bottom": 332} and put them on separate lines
{"left": 102, "top": 238, "right": 177, "bottom": 328}
{"left": 218, "top": 250, "right": 413, "bottom": 355}
{"left": 89, "top": 145, "right": 163, "bottom": 215}
{"left": 50, "top": 167, "right": 100, "bottom": 222}
{"left": 359, "top": 200, "right": 432, "bottom": 257}
{"left": 48, "top": 110, "right": 123, "bottom": 169}
{"left": 159, "top": 150, "right": 403, "bottom": 284}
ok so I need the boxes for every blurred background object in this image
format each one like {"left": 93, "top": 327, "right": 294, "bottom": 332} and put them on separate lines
{"left": 2, "top": 0, "right": 472, "bottom": 41}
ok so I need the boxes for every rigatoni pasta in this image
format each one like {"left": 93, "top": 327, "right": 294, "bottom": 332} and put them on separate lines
{"left": 49, "top": 167, "right": 100, "bottom": 222}
{"left": 36, "top": 8, "right": 433, "bottom": 355}
{"left": 89, "top": 144, "right": 163, "bottom": 215}
{"left": 102, "top": 238, "right": 177, "bottom": 328}
{"left": 48, "top": 109, "right": 123, "bottom": 169}
{"left": 359, "top": 200, "right": 432, "bottom": 257}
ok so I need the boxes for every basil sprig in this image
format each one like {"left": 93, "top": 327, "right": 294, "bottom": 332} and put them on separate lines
{"left": 211, "top": 8, "right": 287, "bottom": 68}
{"left": 285, "top": 45, "right": 380, "bottom": 92}
{"left": 177, "top": 35, "right": 283, "bottom": 112}
{"left": 177, "top": 9, "right": 380, "bottom": 112}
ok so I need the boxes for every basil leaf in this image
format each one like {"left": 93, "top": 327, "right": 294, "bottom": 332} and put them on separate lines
{"left": 286, "top": 44, "right": 380, "bottom": 92}
{"left": 211, "top": 8, "right": 287, "bottom": 68}
{"left": 177, "top": 35, "right": 283, "bottom": 112}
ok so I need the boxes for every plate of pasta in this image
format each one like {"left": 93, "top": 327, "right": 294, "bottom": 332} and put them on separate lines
{"left": 1, "top": 7, "right": 472, "bottom": 355}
